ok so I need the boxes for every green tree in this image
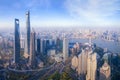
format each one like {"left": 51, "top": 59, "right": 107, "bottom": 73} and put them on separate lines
{"left": 48, "top": 71, "right": 61, "bottom": 80}
{"left": 60, "top": 72, "right": 73, "bottom": 80}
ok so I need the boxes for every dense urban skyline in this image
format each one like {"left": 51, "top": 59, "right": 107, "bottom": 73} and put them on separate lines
{"left": 0, "top": 0, "right": 120, "bottom": 29}
{"left": 0, "top": 9, "right": 120, "bottom": 80}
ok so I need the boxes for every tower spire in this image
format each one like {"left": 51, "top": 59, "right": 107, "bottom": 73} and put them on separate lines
{"left": 24, "top": 11, "right": 31, "bottom": 58}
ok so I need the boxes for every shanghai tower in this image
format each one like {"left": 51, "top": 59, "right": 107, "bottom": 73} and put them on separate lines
{"left": 14, "top": 19, "right": 20, "bottom": 63}
{"left": 24, "top": 11, "right": 31, "bottom": 58}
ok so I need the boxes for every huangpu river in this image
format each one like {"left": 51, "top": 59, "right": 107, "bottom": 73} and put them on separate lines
{"left": 69, "top": 38, "right": 120, "bottom": 53}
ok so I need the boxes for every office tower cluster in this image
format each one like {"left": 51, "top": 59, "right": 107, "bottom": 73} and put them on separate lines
{"left": 71, "top": 45, "right": 97, "bottom": 80}
{"left": 35, "top": 38, "right": 52, "bottom": 55}
{"left": 14, "top": 11, "right": 38, "bottom": 67}
{"left": 42, "top": 39, "right": 50, "bottom": 55}
{"left": 71, "top": 41, "right": 111, "bottom": 80}
{"left": 102, "top": 30, "right": 119, "bottom": 41}
{"left": 14, "top": 11, "right": 69, "bottom": 69}
{"left": 45, "top": 37, "right": 69, "bottom": 62}
{"left": 44, "top": 36, "right": 69, "bottom": 62}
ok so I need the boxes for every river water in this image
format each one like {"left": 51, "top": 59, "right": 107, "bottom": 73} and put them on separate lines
{"left": 69, "top": 38, "right": 120, "bottom": 53}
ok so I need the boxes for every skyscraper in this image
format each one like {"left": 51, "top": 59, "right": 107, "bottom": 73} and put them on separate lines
{"left": 29, "top": 31, "right": 36, "bottom": 67}
{"left": 40, "top": 39, "right": 43, "bottom": 54}
{"left": 42, "top": 39, "right": 46, "bottom": 55}
{"left": 77, "top": 49, "right": 88, "bottom": 75}
{"left": 86, "top": 52, "right": 97, "bottom": 80}
{"left": 63, "top": 38, "right": 68, "bottom": 61}
{"left": 36, "top": 38, "right": 41, "bottom": 53}
{"left": 41, "top": 39, "right": 50, "bottom": 55}
{"left": 78, "top": 53, "right": 82, "bottom": 75}
{"left": 71, "top": 55, "right": 78, "bottom": 70}
{"left": 14, "top": 19, "right": 20, "bottom": 63}
{"left": 24, "top": 11, "right": 31, "bottom": 58}
{"left": 56, "top": 38, "right": 63, "bottom": 53}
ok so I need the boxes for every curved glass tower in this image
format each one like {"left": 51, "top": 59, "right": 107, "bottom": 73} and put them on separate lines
{"left": 24, "top": 11, "right": 31, "bottom": 57}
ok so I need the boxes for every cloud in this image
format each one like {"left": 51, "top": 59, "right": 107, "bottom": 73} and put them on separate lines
{"left": 64, "top": 0, "right": 120, "bottom": 25}
{"left": 26, "top": 0, "right": 51, "bottom": 8}
{"left": 5, "top": 0, "right": 51, "bottom": 10}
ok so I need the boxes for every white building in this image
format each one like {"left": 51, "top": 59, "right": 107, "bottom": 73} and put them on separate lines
{"left": 86, "top": 52, "right": 97, "bottom": 80}
{"left": 63, "top": 38, "right": 68, "bottom": 62}
{"left": 71, "top": 56, "right": 78, "bottom": 70}
{"left": 77, "top": 49, "right": 88, "bottom": 75}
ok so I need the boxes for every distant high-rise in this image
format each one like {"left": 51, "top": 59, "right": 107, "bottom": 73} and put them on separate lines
{"left": 14, "top": 19, "right": 20, "bottom": 63}
{"left": 88, "top": 29, "right": 92, "bottom": 45}
{"left": 56, "top": 38, "right": 63, "bottom": 53}
{"left": 42, "top": 40, "right": 46, "bottom": 55}
{"left": 24, "top": 11, "right": 31, "bottom": 58}
{"left": 29, "top": 31, "right": 36, "bottom": 66}
{"left": 37, "top": 38, "right": 41, "bottom": 53}
{"left": 63, "top": 38, "right": 68, "bottom": 61}
{"left": 40, "top": 39, "right": 43, "bottom": 54}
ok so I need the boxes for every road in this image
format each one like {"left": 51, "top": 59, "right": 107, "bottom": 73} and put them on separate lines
{"left": 28, "top": 62, "right": 65, "bottom": 80}
{"left": 28, "top": 62, "right": 57, "bottom": 80}
{"left": 7, "top": 62, "right": 56, "bottom": 73}
{"left": 0, "top": 69, "right": 6, "bottom": 80}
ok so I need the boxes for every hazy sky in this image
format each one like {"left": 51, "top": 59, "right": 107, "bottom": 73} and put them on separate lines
{"left": 0, "top": 0, "right": 120, "bottom": 29}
